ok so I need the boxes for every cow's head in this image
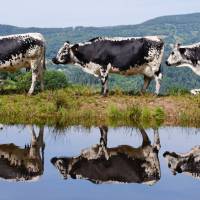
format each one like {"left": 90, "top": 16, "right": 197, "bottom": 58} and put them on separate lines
{"left": 166, "top": 43, "right": 187, "bottom": 67}
{"left": 52, "top": 41, "right": 73, "bottom": 64}
{"left": 51, "top": 157, "right": 73, "bottom": 179}
{"left": 163, "top": 151, "right": 186, "bottom": 175}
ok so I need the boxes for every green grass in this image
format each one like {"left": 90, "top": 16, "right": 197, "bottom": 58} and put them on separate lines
{"left": 107, "top": 104, "right": 165, "bottom": 128}
{"left": 0, "top": 85, "right": 199, "bottom": 128}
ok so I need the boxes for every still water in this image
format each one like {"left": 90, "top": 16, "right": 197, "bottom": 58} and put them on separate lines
{"left": 0, "top": 125, "right": 199, "bottom": 200}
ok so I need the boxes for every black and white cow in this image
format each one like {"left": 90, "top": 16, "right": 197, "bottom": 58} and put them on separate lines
{"left": 51, "top": 127, "right": 161, "bottom": 185}
{"left": 166, "top": 43, "right": 200, "bottom": 95}
{"left": 164, "top": 146, "right": 200, "bottom": 179}
{"left": 0, "top": 33, "right": 46, "bottom": 95}
{"left": 0, "top": 126, "right": 45, "bottom": 182}
{"left": 52, "top": 36, "right": 164, "bottom": 96}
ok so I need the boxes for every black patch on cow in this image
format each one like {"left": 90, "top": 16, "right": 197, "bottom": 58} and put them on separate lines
{"left": 0, "top": 36, "right": 44, "bottom": 64}
{"left": 179, "top": 48, "right": 186, "bottom": 55}
{"left": 72, "top": 38, "right": 164, "bottom": 71}
{"left": 55, "top": 153, "right": 160, "bottom": 184}
{"left": 71, "top": 44, "right": 79, "bottom": 52}
{"left": 182, "top": 47, "right": 200, "bottom": 66}
{"left": 163, "top": 151, "right": 179, "bottom": 158}
{"left": 69, "top": 155, "right": 148, "bottom": 183}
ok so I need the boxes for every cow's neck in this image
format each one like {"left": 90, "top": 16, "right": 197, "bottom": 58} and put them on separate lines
{"left": 178, "top": 63, "right": 200, "bottom": 76}
{"left": 69, "top": 49, "right": 81, "bottom": 64}
{"left": 192, "top": 66, "right": 200, "bottom": 76}
{"left": 189, "top": 65, "right": 200, "bottom": 76}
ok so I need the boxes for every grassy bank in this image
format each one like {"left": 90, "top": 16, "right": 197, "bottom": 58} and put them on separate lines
{"left": 0, "top": 85, "right": 199, "bottom": 128}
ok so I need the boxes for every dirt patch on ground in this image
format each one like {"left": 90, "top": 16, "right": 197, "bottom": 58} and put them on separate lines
{"left": 79, "top": 93, "right": 199, "bottom": 125}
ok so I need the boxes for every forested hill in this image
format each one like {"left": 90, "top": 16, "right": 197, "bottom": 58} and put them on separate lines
{"left": 0, "top": 12, "right": 200, "bottom": 93}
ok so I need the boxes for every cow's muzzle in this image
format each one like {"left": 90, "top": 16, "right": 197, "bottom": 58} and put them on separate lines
{"left": 51, "top": 157, "right": 58, "bottom": 165}
{"left": 52, "top": 57, "right": 59, "bottom": 64}
{"left": 175, "top": 166, "right": 182, "bottom": 173}
{"left": 163, "top": 151, "right": 170, "bottom": 157}
{"left": 165, "top": 61, "right": 171, "bottom": 66}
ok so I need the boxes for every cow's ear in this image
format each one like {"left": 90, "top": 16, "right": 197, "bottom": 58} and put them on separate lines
{"left": 71, "top": 44, "right": 79, "bottom": 51}
{"left": 176, "top": 43, "right": 181, "bottom": 49}
{"left": 64, "top": 41, "right": 70, "bottom": 46}
{"left": 179, "top": 48, "right": 186, "bottom": 55}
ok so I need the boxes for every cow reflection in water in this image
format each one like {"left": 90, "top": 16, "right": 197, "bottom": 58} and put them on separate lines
{"left": 51, "top": 127, "right": 161, "bottom": 185}
{"left": 164, "top": 146, "right": 200, "bottom": 179}
{"left": 0, "top": 126, "right": 45, "bottom": 182}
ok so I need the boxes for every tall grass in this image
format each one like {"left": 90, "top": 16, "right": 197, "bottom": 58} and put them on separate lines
{"left": 107, "top": 103, "right": 165, "bottom": 127}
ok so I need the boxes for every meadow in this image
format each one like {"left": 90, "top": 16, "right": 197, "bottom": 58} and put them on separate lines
{"left": 0, "top": 83, "right": 199, "bottom": 128}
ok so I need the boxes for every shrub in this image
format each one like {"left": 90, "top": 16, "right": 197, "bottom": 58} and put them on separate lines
{"left": 16, "top": 70, "right": 68, "bottom": 92}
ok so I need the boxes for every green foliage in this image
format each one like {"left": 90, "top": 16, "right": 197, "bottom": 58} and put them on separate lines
{"left": 15, "top": 70, "right": 68, "bottom": 92}
{"left": 127, "top": 105, "right": 142, "bottom": 123}
{"left": 153, "top": 107, "right": 165, "bottom": 126}
{"left": 167, "top": 86, "right": 190, "bottom": 96}
{"left": 107, "top": 104, "right": 123, "bottom": 120}
{"left": 44, "top": 70, "right": 68, "bottom": 90}
{"left": 107, "top": 103, "right": 166, "bottom": 127}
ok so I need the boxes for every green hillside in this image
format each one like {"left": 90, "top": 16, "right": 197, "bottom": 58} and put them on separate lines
{"left": 0, "top": 12, "right": 200, "bottom": 93}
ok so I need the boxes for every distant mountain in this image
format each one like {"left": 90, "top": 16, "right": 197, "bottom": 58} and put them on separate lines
{"left": 142, "top": 12, "right": 200, "bottom": 25}
{"left": 0, "top": 13, "right": 200, "bottom": 92}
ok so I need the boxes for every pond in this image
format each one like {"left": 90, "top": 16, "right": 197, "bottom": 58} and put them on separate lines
{"left": 0, "top": 125, "right": 199, "bottom": 200}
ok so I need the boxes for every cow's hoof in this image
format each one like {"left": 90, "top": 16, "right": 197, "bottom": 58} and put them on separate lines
{"left": 101, "top": 92, "right": 108, "bottom": 97}
{"left": 190, "top": 89, "right": 200, "bottom": 95}
{"left": 0, "top": 124, "right": 3, "bottom": 130}
{"left": 102, "top": 94, "right": 108, "bottom": 97}
{"left": 139, "top": 91, "right": 145, "bottom": 96}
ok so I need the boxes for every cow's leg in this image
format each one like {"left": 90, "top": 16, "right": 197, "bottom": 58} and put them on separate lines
{"left": 29, "top": 125, "right": 37, "bottom": 142}
{"left": 153, "top": 129, "right": 161, "bottom": 152}
{"left": 99, "top": 126, "right": 108, "bottom": 147}
{"left": 154, "top": 75, "right": 161, "bottom": 95}
{"left": 154, "top": 67, "right": 162, "bottom": 95}
{"left": 100, "top": 67, "right": 110, "bottom": 96}
{"left": 29, "top": 125, "right": 37, "bottom": 158}
{"left": 99, "top": 126, "right": 109, "bottom": 159}
{"left": 38, "top": 127, "right": 45, "bottom": 167}
{"left": 139, "top": 128, "right": 151, "bottom": 147}
{"left": 39, "top": 67, "right": 44, "bottom": 92}
{"left": 101, "top": 76, "right": 109, "bottom": 96}
{"left": 141, "top": 76, "right": 152, "bottom": 94}
{"left": 28, "top": 60, "right": 40, "bottom": 95}
{"left": 39, "top": 53, "right": 46, "bottom": 92}
{"left": 28, "top": 69, "right": 37, "bottom": 95}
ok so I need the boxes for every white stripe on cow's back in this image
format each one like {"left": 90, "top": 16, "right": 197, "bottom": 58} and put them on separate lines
{"left": 0, "top": 33, "right": 45, "bottom": 42}
{"left": 78, "top": 36, "right": 162, "bottom": 46}
{"left": 94, "top": 36, "right": 161, "bottom": 42}
{"left": 181, "top": 42, "right": 200, "bottom": 49}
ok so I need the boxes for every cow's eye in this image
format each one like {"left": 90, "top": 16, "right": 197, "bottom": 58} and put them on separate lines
{"left": 171, "top": 52, "right": 175, "bottom": 55}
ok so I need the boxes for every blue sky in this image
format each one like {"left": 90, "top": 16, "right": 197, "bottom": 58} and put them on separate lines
{"left": 1, "top": 0, "right": 200, "bottom": 27}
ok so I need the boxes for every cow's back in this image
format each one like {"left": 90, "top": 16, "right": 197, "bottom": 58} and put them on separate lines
{"left": 75, "top": 36, "right": 163, "bottom": 70}
{"left": 69, "top": 154, "right": 160, "bottom": 184}
{"left": 0, "top": 33, "right": 45, "bottom": 64}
